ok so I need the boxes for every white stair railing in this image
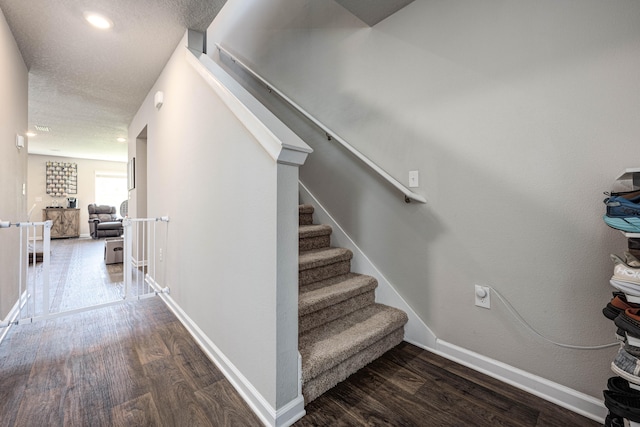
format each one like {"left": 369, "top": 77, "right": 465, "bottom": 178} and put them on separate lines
{"left": 215, "top": 44, "right": 427, "bottom": 204}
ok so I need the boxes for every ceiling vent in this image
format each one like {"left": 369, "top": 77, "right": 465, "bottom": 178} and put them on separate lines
{"left": 334, "top": 0, "right": 415, "bottom": 26}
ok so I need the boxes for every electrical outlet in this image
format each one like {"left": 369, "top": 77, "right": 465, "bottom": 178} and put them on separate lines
{"left": 474, "top": 285, "right": 491, "bottom": 309}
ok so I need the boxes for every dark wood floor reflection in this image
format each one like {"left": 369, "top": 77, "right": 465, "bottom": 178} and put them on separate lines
{"left": 0, "top": 297, "right": 262, "bottom": 426}
{"left": 296, "top": 341, "right": 600, "bottom": 427}
{"left": 0, "top": 239, "right": 600, "bottom": 426}
{"left": 0, "top": 239, "right": 261, "bottom": 426}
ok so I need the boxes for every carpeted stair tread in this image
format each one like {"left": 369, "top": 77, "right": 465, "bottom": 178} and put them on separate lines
{"left": 299, "top": 247, "right": 352, "bottom": 271}
{"left": 300, "top": 271, "right": 367, "bottom": 292}
{"left": 299, "top": 304, "right": 408, "bottom": 381}
{"left": 299, "top": 224, "right": 332, "bottom": 251}
{"left": 299, "top": 204, "right": 314, "bottom": 226}
{"left": 300, "top": 292, "right": 376, "bottom": 334}
{"left": 302, "top": 328, "right": 404, "bottom": 403}
{"left": 299, "top": 224, "right": 332, "bottom": 239}
{"left": 297, "top": 203, "right": 408, "bottom": 404}
{"left": 299, "top": 273, "right": 377, "bottom": 316}
{"left": 299, "top": 204, "right": 314, "bottom": 214}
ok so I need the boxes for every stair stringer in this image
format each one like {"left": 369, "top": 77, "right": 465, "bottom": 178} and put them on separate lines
{"left": 299, "top": 181, "right": 437, "bottom": 350}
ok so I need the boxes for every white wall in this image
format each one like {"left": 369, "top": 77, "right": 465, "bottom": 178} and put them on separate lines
{"left": 27, "top": 154, "right": 127, "bottom": 237}
{"left": 208, "top": 0, "right": 640, "bottom": 399}
{"left": 0, "top": 8, "right": 27, "bottom": 318}
{"left": 128, "top": 34, "right": 301, "bottom": 415}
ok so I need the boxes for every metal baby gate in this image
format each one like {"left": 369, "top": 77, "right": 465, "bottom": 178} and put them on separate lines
{"left": 0, "top": 216, "right": 169, "bottom": 329}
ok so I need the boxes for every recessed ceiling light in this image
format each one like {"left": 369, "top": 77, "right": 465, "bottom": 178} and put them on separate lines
{"left": 34, "top": 125, "right": 50, "bottom": 132}
{"left": 26, "top": 131, "right": 37, "bottom": 137}
{"left": 83, "top": 12, "right": 114, "bottom": 30}
{"left": 116, "top": 137, "right": 127, "bottom": 143}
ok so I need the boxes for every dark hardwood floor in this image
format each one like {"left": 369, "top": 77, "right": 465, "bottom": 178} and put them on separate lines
{"left": 297, "top": 342, "right": 600, "bottom": 427}
{"left": 0, "top": 239, "right": 601, "bottom": 426}
{"left": 0, "top": 296, "right": 262, "bottom": 426}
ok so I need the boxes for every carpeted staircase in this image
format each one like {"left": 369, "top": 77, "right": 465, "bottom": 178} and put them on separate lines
{"left": 298, "top": 204, "right": 408, "bottom": 403}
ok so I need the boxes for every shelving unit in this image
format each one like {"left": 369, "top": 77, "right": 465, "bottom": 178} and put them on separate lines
{"left": 615, "top": 168, "right": 640, "bottom": 188}
{"left": 606, "top": 168, "right": 640, "bottom": 427}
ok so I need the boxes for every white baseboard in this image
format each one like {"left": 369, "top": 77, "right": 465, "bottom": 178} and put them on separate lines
{"left": 0, "top": 291, "right": 27, "bottom": 345}
{"left": 146, "top": 277, "right": 306, "bottom": 427}
{"left": 130, "top": 256, "right": 148, "bottom": 268}
{"left": 298, "top": 182, "right": 437, "bottom": 349}
{"left": 418, "top": 339, "right": 607, "bottom": 423}
{"left": 298, "top": 182, "right": 606, "bottom": 424}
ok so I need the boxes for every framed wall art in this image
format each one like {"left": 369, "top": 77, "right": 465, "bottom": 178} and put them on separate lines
{"left": 45, "top": 161, "right": 77, "bottom": 196}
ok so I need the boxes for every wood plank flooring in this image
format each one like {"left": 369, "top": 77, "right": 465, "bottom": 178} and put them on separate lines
{"left": 0, "top": 239, "right": 261, "bottom": 426}
{"left": 0, "top": 296, "right": 262, "bottom": 426}
{"left": 0, "top": 239, "right": 601, "bottom": 426}
{"left": 297, "top": 342, "right": 601, "bottom": 426}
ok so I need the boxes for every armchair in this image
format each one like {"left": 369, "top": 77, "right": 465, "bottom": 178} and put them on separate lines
{"left": 88, "top": 204, "right": 123, "bottom": 239}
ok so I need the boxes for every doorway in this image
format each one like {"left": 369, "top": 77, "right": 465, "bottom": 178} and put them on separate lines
{"left": 132, "top": 127, "right": 148, "bottom": 267}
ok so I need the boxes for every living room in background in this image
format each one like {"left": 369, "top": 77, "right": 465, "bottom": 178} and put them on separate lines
{"left": 95, "top": 171, "right": 127, "bottom": 213}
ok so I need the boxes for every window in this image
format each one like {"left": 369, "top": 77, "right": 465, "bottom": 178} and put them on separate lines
{"left": 95, "top": 172, "right": 127, "bottom": 215}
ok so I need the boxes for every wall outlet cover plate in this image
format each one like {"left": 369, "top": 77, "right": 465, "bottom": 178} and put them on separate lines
{"left": 475, "top": 285, "right": 491, "bottom": 309}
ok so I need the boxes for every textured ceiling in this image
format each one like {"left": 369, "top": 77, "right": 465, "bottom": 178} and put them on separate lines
{"left": 0, "top": 0, "right": 225, "bottom": 162}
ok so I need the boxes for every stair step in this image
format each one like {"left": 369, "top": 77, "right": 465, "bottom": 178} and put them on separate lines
{"left": 299, "top": 247, "right": 352, "bottom": 271}
{"left": 299, "top": 204, "right": 314, "bottom": 226}
{"left": 299, "top": 273, "right": 377, "bottom": 315}
{"left": 296, "top": 204, "right": 408, "bottom": 405}
{"left": 299, "top": 204, "right": 314, "bottom": 214}
{"left": 299, "top": 224, "right": 332, "bottom": 251}
{"left": 299, "top": 304, "right": 408, "bottom": 384}
{"left": 299, "top": 247, "right": 352, "bottom": 286}
{"left": 299, "top": 224, "right": 332, "bottom": 239}
{"left": 300, "top": 291, "right": 375, "bottom": 334}
{"left": 299, "top": 273, "right": 378, "bottom": 333}
{"left": 302, "top": 327, "right": 404, "bottom": 403}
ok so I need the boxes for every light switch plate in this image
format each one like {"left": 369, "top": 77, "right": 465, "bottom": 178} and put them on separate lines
{"left": 409, "top": 170, "right": 419, "bottom": 188}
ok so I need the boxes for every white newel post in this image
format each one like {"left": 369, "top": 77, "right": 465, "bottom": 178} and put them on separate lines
{"left": 186, "top": 47, "right": 312, "bottom": 426}
{"left": 275, "top": 162, "right": 303, "bottom": 416}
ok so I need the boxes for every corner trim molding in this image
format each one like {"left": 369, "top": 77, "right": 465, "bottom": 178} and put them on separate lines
{"left": 146, "top": 277, "right": 306, "bottom": 427}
